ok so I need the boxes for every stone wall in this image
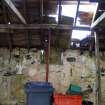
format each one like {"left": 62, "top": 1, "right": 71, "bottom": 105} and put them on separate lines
{"left": 0, "top": 48, "right": 102, "bottom": 104}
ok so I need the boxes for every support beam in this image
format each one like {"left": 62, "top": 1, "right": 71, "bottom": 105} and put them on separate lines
{"left": 94, "top": 32, "right": 101, "bottom": 105}
{"left": 14, "top": 0, "right": 77, "bottom": 4}
{"left": 44, "top": 0, "right": 48, "bottom": 17}
{"left": 0, "top": 24, "right": 91, "bottom": 30}
{"left": 73, "top": 26, "right": 91, "bottom": 30}
{"left": 0, "top": 29, "right": 9, "bottom": 32}
{"left": 39, "top": 0, "right": 44, "bottom": 49}
{"left": 2, "top": 1, "right": 8, "bottom": 23}
{"left": 23, "top": 0, "right": 31, "bottom": 49}
{"left": 8, "top": 33, "right": 13, "bottom": 51}
{"left": 91, "top": 12, "right": 105, "bottom": 28}
{"left": 40, "top": 0, "right": 44, "bottom": 17}
{"left": 58, "top": 0, "right": 62, "bottom": 24}
{"left": 91, "top": 3, "right": 98, "bottom": 25}
{"left": 74, "top": 0, "right": 80, "bottom": 26}
{"left": 45, "top": 29, "right": 51, "bottom": 82}
{"left": 1, "top": 0, "right": 13, "bottom": 50}
{"left": 3, "top": 0, "right": 26, "bottom": 24}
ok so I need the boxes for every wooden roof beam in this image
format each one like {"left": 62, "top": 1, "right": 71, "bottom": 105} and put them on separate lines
{"left": 91, "top": 12, "right": 105, "bottom": 29}
{"left": 74, "top": 0, "right": 80, "bottom": 26}
{"left": 0, "top": 24, "right": 91, "bottom": 30}
{"left": 3, "top": 0, "right": 26, "bottom": 24}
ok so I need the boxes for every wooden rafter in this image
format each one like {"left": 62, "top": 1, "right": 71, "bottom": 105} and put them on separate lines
{"left": 1, "top": 0, "right": 13, "bottom": 50}
{"left": 91, "top": 12, "right": 105, "bottom": 28}
{"left": 74, "top": 0, "right": 80, "bottom": 26}
{"left": 3, "top": 0, "right": 26, "bottom": 24}
{"left": 0, "top": 24, "right": 91, "bottom": 30}
{"left": 40, "top": 0, "right": 44, "bottom": 47}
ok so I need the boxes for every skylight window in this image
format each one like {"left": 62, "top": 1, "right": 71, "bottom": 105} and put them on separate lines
{"left": 72, "top": 30, "right": 91, "bottom": 40}
{"left": 76, "top": 2, "right": 98, "bottom": 26}
{"left": 49, "top": 4, "right": 77, "bottom": 22}
{"left": 61, "top": 5, "right": 77, "bottom": 18}
{"left": 79, "top": 3, "right": 98, "bottom": 12}
{"left": 48, "top": 2, "right": 98, "bottom": 26}
{"left": 48, "top": 14, "right": 58, "bottom": 22}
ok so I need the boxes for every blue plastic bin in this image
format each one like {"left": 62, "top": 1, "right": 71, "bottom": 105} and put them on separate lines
{"left": 25, "top": 82, "right": 54, "bottom": 105}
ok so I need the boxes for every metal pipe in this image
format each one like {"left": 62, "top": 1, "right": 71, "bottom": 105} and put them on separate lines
{"left": 94, "top": 31, "right": 101, "bottom": 105}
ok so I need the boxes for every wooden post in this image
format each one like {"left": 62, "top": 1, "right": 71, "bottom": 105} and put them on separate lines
{"left": 58, "top": 0, "right": 62, "bottom": 24}
{"left": 94, "top": 31, "right": 101, "bottom": 105}
{"left": 45, "top": 29, "right": 51, "bottom": 82}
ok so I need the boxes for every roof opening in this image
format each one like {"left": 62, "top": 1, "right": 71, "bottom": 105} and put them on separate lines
{"left": 48, "top": 2, "right": 98, "bottom": 25}
{"left": 72, "top": 30, "right": 91, "bottom": 40}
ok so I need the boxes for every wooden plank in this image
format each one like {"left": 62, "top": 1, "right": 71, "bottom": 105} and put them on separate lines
{"left": 0, "top": 24, "right": 91, "bottom": 30}
{"left": 94, "top": 32, "right": 101, "bottom": 105}
{"left": 91, "top": 12, "right": 105, "bottom": 28}
{"left": 4, "top": 0, "right": 26, "bottom": 24}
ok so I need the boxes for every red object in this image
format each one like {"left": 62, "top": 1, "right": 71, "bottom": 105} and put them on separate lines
{"left": 54, "top": 94, "right": 82, "bottom": 105}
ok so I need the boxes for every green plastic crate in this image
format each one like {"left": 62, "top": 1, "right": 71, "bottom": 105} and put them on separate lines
{"left": 67, "top": 84, "right": 82, "bottom": 94}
